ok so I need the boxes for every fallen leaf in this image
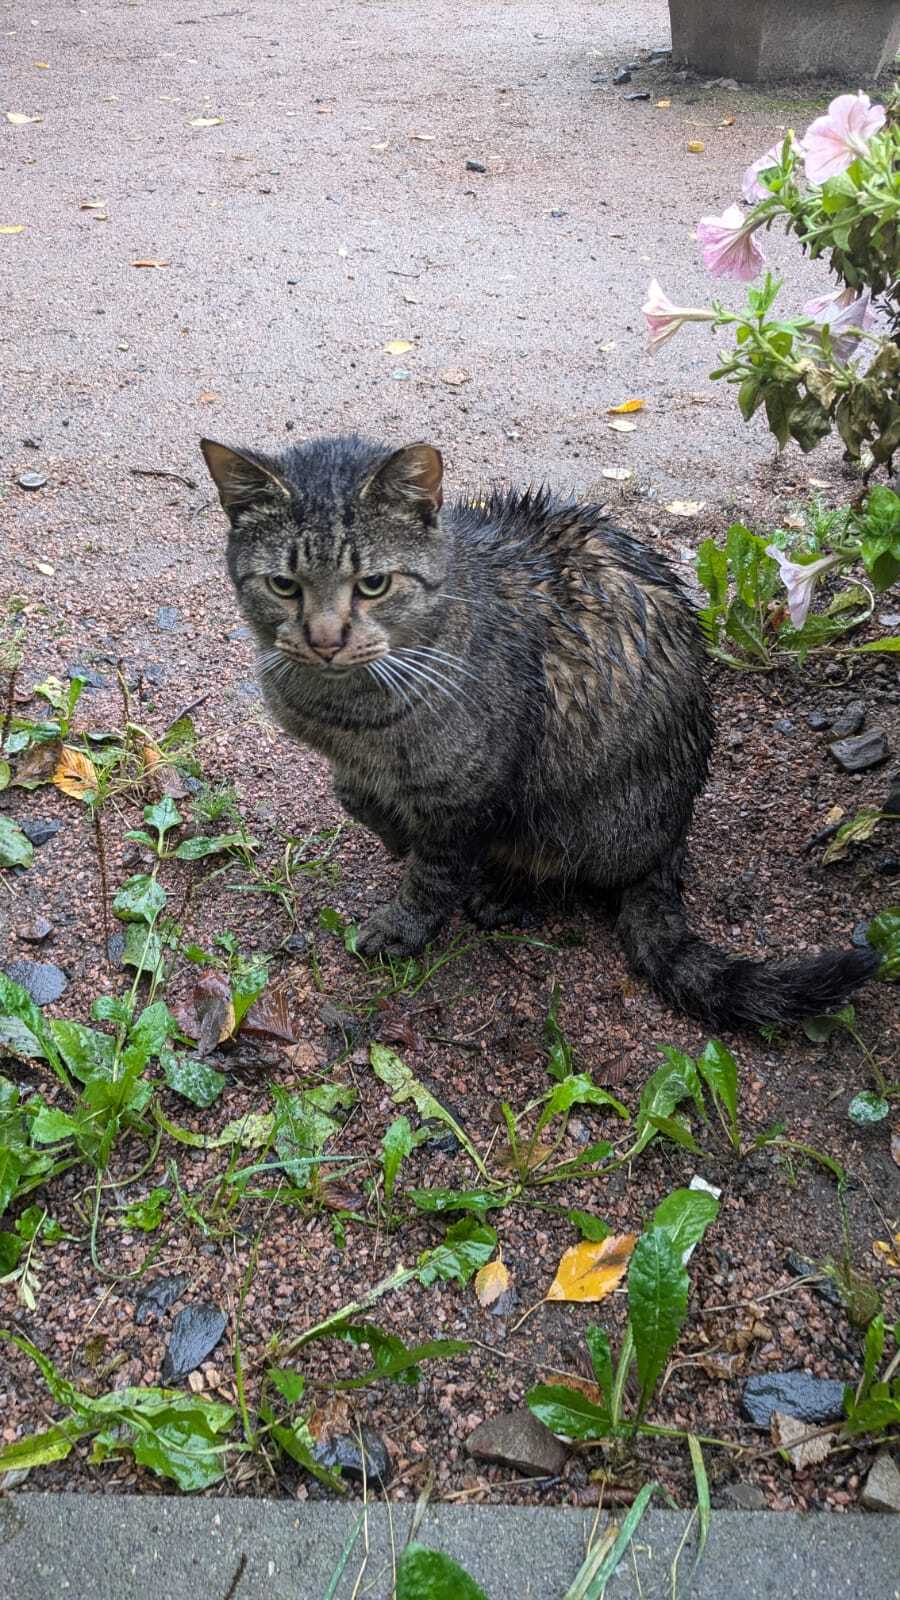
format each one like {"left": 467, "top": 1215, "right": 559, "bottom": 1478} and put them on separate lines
{"left": 377, "top": 1012, "right": 423, "bottom": 1053}
{"left": 474, "top": 1258, "right": 511, "bottom": 1308}
{"left": 370, "top": 140, "right": 389, "bottom": 152}
{"left": 172, "top": 971, "right": 235, "bottom": 1056}
{"left": 494, "top": 1140, "right": 555, "bottom": 1175}
{"left": 188, "top": 116, "right": 224, "bottom": 128}
{"left": 6, "top": 113, "right": 43, "bottom": 125}
{"left": 440, "top": 367, "right": 470, "bottom": 386}
{"left": 807, "top": 477, "right": 830, "bottom": 489}
{"left": 608, "top": 419, "right": 637, "bottom": 433}
{"left": 0, "top": 224, "right": 25, "bottom": 235}
{"left": 34, "top": 62, "right": 50, "bottom": 69}
{"left": 873, "top": 1234, "right": 900, "bottom": 1272}
{"left": 198, "top": 390, "right": 219, "bottom": 403}
{"left": 12, "top": 738, "right": 62, "bottom": 784}
{"left": 307, "top": 1394, "right": 352, "bottom": 1441}
{"left": 687, "top": 140, "right": 705, "bottom": 154}
{"left": 601, "top": 467, "right": 633, "bottom": 483}
{"left": 239, "top": 987, "right": 301, "bottom": 1044}
{"left": 823, "top": 804, "right": 845, "bottom": 827}
{"left": 607, "top": 399, "right": 645, "bottom": 414}
{"left": 656, "top": 99, "right": 671, "bottom": 109}
{"left": 719, "top": 116, "right": 736, "bottom": 128}
{"left": 540, "top": 1372, "right": 603, "bottom": 1403}
{"left": 384, "top": 339, "right": 413, "bottom": 355}
{"left": 771, "top": 1411, "right": 834, "bottom": 1470}
{"left": 664, "top": 500, "right": 705, "bottom": 517}
{"left": 695, "top": 1351, "right": 744, "bottom": 1380}
{"left": 52, "top": 746, "right": 98, "bottom": 800}
{"left": 598, "top": 340, "right": 617, "bottom": 353}
{"left": 547, "top": 1233, "right": 637, "bottom": 1302}
{"left": 132, "top": 258, "right": 171, "bottom": 268}
{"left": 782, "top": 512, "right": 806, "bottom": 530}
{"left": 34, "top": 561, "right": 55, "bottom": 575}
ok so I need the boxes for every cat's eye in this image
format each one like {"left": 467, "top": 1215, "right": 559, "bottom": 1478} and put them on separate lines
{"left": 356, "top": 573, "right": 392, "bottom": 599}
{"left": 267, "top": 574, "right": 302, "bottom": 598}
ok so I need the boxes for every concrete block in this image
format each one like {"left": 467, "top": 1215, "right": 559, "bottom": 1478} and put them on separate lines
{"left": 668, "top": 0, "right": 900, "bottom": 82}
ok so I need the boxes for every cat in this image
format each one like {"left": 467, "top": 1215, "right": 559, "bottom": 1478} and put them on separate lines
{"left": 200, "top": 432, "right": 878, "bottom": 1028}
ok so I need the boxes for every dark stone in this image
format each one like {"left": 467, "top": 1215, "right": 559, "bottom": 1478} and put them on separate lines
{"left": 772, "top": 718, "right": 794, "bottom": 735}
{"left": 428, "top": 1129, "right": 461, "bottom": 1154}
{"left": 885, "top": 768, "right": 900, "bottom": 815}
{"left": 829, "top": 730, "right": 889, "bottom": 773}
{"left": 851, "top": 921, "right": 872, "bottom": 949}
{"left": 648, "top": 47, "right": 671, "bottom": 59}
{"left": 613, "top": 67, "right": 633, "bottom": 84}
{"left": 283, "top": 931, "right": 310, "bottom": 956}
{"left": 831, "top": 700, "right": 866, "bottom": 739}
{"left": 876, "top": 853, "right": 900, "bottom": 877}
{"left": 785, "top": 1251, "right": 842, "bottom": 1307}
{"left": 742, "top": 1372, "right": 846, "bottom": 1428}
{"left": 160, "top": 1301, "right": 226, "bottom": 1380}
{"left": 549, "top": 209, "right": 566, "bottom": 219}
{"left": 807, "top": 710, "right": 832, "bottom": 731}
{"left": 18, "top": 471, "right": 47, "bottom": 490}
{"left": 722, "top": 1482, "right": 768, "bottom": 1511}
{"left": 861, "top": 1452, "right": 900, "bottom": 1513}
{"left": 312, "top": 1426, "right": 392, "bottom": 1485}
{"left": 624, "top": 90, "right": 651, "bottom": 100}
{"left": 155, "top": 606, "right": 181, "bottom": 632}
{"left": 467, "top": 1408, "right": 569, "bottom": 1477}
{"left": 465, "top": 159, "right": 487, "bottom": 173}
{"left": 134, "top": 1273, "right": 191, "bottom": 1326}
{"left": 17, "top": 917, "right": 52, "bottom": 943}
{"left": 19, "top": 819, "right": 60, "bottom": 848}
{"left": 107, "top": 931, "right": 126, "bottom": 964}
{"left": 3, "top": 960, "right": 68, "bottom": 1005}
{"left": 142, "top": 662, "right": 166, "bottom": 686}
{"left": 67, "top": 663, "right": 107, "bottom": 689}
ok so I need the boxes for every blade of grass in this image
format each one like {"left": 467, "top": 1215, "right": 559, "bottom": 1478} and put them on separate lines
{"left": 687, "top": 1433, "right": 710, "bottom": 1569}
{"left": 564, "top": 1481, "right": 658, "bottom": 1600}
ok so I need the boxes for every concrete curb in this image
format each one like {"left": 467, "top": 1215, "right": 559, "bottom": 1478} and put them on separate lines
{"left": 3, "top": 1495, "right": 899, "bottom": 1600}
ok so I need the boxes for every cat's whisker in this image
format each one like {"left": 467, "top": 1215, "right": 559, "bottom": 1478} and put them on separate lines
{"left": 368, "top": 657, "right": 415, "bottom": 713}
{"left": 384, "top": 654, "right": 473, "bottom": 713}
{"left": 397, "top": 646, "right": 481, "bottom": 683}
{"left": 393, "top": 653, "right": 477, "bottom": 699}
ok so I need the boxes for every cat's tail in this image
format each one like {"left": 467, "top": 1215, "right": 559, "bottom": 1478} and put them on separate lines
{"left": 614, "top": 864, "right": 879, "bottom": 1028}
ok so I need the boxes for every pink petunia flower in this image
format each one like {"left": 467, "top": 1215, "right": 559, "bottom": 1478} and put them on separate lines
{"left": 801, "top": 92, "right": 886, "bottom": 185}
{"left": 765, "top": 545, "right": 842, "bottom": 630}
{"left": 696, "top": 204, "right": 765, "bottom": 281}
{"left": 641, "top": 279, "right": 717, "bottom": 352}
{"left": 741, "top": 141, "right": 787, "bottom": 204}
{"left": 802, "top": 286, "right": 875, "bottom": 362}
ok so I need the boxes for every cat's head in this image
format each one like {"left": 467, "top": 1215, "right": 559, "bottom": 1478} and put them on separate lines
{"left": 201, "top": 434, "right": 447, "bottom": 677}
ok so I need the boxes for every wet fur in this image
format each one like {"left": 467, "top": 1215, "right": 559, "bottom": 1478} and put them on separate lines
{"left": 203, "top": 432, "right": 877, "bottom": 1028}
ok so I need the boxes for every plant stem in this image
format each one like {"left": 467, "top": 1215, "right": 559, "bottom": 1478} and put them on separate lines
{"left": 91, "top": 805, "right": 112, "bottom": 968}
{"left": 0, "top": 659, "right": 18, "bottom": 754}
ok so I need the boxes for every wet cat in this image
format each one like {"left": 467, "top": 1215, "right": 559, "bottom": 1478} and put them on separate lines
{"left": 201, "top": 432, "right": 877, "bottom": 1028}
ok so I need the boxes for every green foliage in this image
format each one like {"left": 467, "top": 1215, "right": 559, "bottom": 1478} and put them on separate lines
{"left": 868, "top": 907, "right": 900, "bottom": 980}
{"left": 0, "top": 816, "right": 34, "bottom": 868}
{"left": 629, "top": 1228, "right": 689, "bottom": 1424}
{"left": 417, "top": 1218, "right": 498, "bottom": 1287}
{"left": 842, "top": 1315, "right": 900, "bottom": 1438}
{"left": 395, "top": 1543, "right": 489, "bottom": 1600}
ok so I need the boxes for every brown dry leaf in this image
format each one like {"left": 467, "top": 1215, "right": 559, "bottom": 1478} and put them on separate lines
{"left": 771, "top": 1411, "right": 834, "bottom": 1470}
{"left": 307, "top": 1394, "right": 352, "bottom": 1441}
{"left": 440, "top": 368, "right": 470, "bottom": 387}
{"left": 687, "top": 140, "right": 705, "bottom": 154}
{"left": 198, "top": 390, "right": 219, "bottom": 404}
{"left": 608, "top": 420, "right": 637, "bottom": 433}
{"left": 384, "top": 339, "right": 413, "bottom": 355}
{"left": 6, "top": 113, "right": 43, "bottom": 125}
{"left": 665, "top": 500, "right": 705, "bottom": 517}
{"left": 891, "top": 1127, "right": 900, "bottom": 1168}
{"left": 494, "top": 1140, "right": 555, "bottom": 1175}
{"left": 808, "top": 477, "right": 830, "bottom": 489}
{"left": 377, "top": 1012, "right": 423, "bottom": 1053}
{"left": 172, "top": 971, "right": 235, "bottom": 1056}
{"left": 541, "top": 1372, "right": 604, "bottom": 1404}
{"left": 474, "top": 1258, "right": 511, "bottom": 1308}
{"left": 607, "top": 399, "right": 645, "bottom": 414}
{"left": 52, "top": 746, "right": 98, "bottom": 800}
{"left": 142, "top": 742, "right": 162, "bottom": 770}
{"left": 132, "top": 258, "right": 171, "bottom": 268}
{"left": 0, "top": 224, "right": 25, "bottom": 235}
{"left": 695, "top": 1350, "right": 744, "bottom": 1380}
{"left": 823, "top": 804, "right": 845, "bottom": 828}
{"left": 724, "top": 1317, "right": 773, "bottom": 1353}
{"left": 239, "top": 988, "right": 301, "bottom": 1045}
{"left": 13, "top": 737, "right": 62, "bottom": 784}
{"left": 547, "top": 1233, "right": 637, "bottom": 1303}
{"left": 719, "top": 116, "right": 736, "bottom": 128}
{"left": 189, "top": 116, "right": 224, "bottom": 128}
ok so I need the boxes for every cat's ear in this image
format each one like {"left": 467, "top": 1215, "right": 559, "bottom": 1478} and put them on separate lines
{"left": 361, "top": 443, "right": 443, "bottom": 514}
{"left": 200, "top": 439, "right": 291, "bottom": 520}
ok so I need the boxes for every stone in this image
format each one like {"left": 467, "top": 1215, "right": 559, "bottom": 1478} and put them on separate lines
{"left": 861, "top": 1452, "right": 900, "bottom": 1513}
{"left": 161, "top": 1302, "right": 226, "bottom": 1380}
{"left": 878, "top": 611, "right": 900, "bottom": 627}
{"left": 465, "top": 159, "right": 487, "bottom": 173}
{"left": 624, "top": 91, "right": 651, "bottom": 101}
{"left": 807, "top": 710, "right": 832, "bottom": 731}
{"left": 851, "top": 921, "right": 872, "bottom": 949}
{"left": 19, "top": 819, "right": 61, "bottom": 848}
{"left": 772, "top": 718, "right": 794, "bottom": 735}
{"left": 466, "top": 1408, "right": 569, "bottom": 1477}
{"left": 155, "top": 606, "right": 181, "bottom": 632}
{"left": 227, "top": 626, "right": 251, "bottom": 641}
{"left": 668, "top": 0, "right": 900, "bottom": 81}
{"left": 829, "top": 730, "right": 889, "bottom": 773}
{"left": 885, "top": 769, "right": 900, "bottom": 815}
{"left": 135, "top": 1273, "right": 190, "bottom": 1326}
{"left": 742, "top": 1372, "right": 845, "bottom": 1428}
{"left": 3, "top": 960, "right": 68, "bottom": 1005}
{"left": 831, "top": 700, "right": 866, "bottom": 738}
{"left": 67, "top": 663, "right": 107, "bottom": 689}
{"left": 18, "top": 471, "right": 47, "bottom": 490}
{"left": 722, "top": 1481, "right": 768, "bottom": 1510}
{"left": 312, "top": 1426, "right": 392, "bottom": 1485}
{"left": 17, "top": 917, "right": 52, "bottom": 943}
{"left": 283, "top": 931, "right": 310, "bottom": 956}
{"left": 612, "top": 67, "right": 632, "bottom": 84}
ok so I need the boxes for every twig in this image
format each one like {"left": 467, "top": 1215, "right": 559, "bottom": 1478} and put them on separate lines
{"left": 129, "top": 466, "right": 198, "bottom": 489}
{"left": 164, "top": 692, "right": 210, "bottom": 734}
{"left": 700, "top": 1275, "right": 823, "bottom": 1315}
{"left": 221, "top": 1554, "right": 247, "bottom": 1600}
{"left": 1, "top": 659, "right": 18, "bottom": 754}
{"left": 92, "top": 806, "right": 112, "bottom": 966}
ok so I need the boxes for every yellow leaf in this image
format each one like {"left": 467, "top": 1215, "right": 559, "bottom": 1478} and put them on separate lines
{"left": 384, "top": 339, "right": 413, "bottom": 355}
{"left": 664, "top": 500, "right": 705, "bottom": 517}
{"left": 719, "top": 116, "right": 736, "bottom": 128}
{"left": 198, "top": 390, "right": 219, "bottom": 403}
{"left": 608, "top": 419, "right": 637, "bottom": 433}
{"left": 53, "top": 746, "right": 98, "bottom": 801}
{"left": 873, "top": 1234, "right": 900, "bottom": 1272}
{"left": 142, "top": 742, "right": 163, "bottom": 770}
{"left": 80, "top": 198, "right": 107, "bottom": 210}
{"left": 6, "top": 112, "right": 43, "bottom": 125}
{"left": 687, "top": 141, "right": 705, "bottom": 154}
{"left": 189, "top": 116, "right": 224, "bottom": 128}
{"left": 0, "top": 225, "right": 24, "bottom": 235}
{"left": 474, "top": 1258, "right": 511, "bottom": 1308}
{"left": 607, "top": 399, "right": 645, "bottom": 414}
{"left": 132, "top": 258, "right": 170, "bottom": 268}
{"left": 34, "top": 62, "right": 50, "bottom": 69}
{"left": 656, "top": 99, "right": 671, "bottom": 109}
{"left": 546, "top": 1233, "right": 637, "bottom": 1302}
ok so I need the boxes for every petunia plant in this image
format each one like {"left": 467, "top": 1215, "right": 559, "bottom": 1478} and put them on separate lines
{"left": 643, "top": 87, "right": 900, "bottom": 472}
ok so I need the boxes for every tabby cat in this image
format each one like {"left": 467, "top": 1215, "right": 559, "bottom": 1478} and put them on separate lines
{"left": 201, "top": 433, "right": 877, "bottom": 1028}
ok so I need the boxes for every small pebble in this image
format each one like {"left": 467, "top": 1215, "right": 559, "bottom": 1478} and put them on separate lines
{"left": 17, "top": 917, "right": 53, "bottom": 943}
{"left": 465, "top": 159, "right": 487, "bottom": 173}
{"left": 850, "top": 921, "right": 871, "bottom": 949}
{"left": 19, "top": 819, "right": 60, "bottom": 848}
{"left": 772, "top": 718, "right": 794, "bottom": 735}
{"left": 807, "top": 710, "right": 832, "bottom": 731}
{"left": 3, "top": 959, "right": 68, "bottom": 1005}
{"left": 18, "top": 471, "right": 47, "bottom": 490}
{"left": 155, "top": 606, "right": 181, "bottom": 632}
{"left": 830, "top": 700, "right": 865, "bottom": 739}
{"left": 624, "top": 91, "right": 651, "bottom": 101}
{"left": 613, "top": 67, "right": 632, "bottom": 84}
{"left": 829, "top": 730, "right": 889, "bottom": 773}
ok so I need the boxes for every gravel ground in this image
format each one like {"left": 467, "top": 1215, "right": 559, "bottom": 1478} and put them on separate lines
{"left": 1, "top": 0, "right": 898, "bottom": 1516}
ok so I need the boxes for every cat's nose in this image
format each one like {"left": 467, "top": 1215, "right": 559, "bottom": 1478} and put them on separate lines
{"left": 304, "top": 621, "right": 345, "bottom": 661}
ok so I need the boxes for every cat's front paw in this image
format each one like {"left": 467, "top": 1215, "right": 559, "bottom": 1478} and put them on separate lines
{"left": 356, "top": 900, "right": 441, "bottom": 958}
